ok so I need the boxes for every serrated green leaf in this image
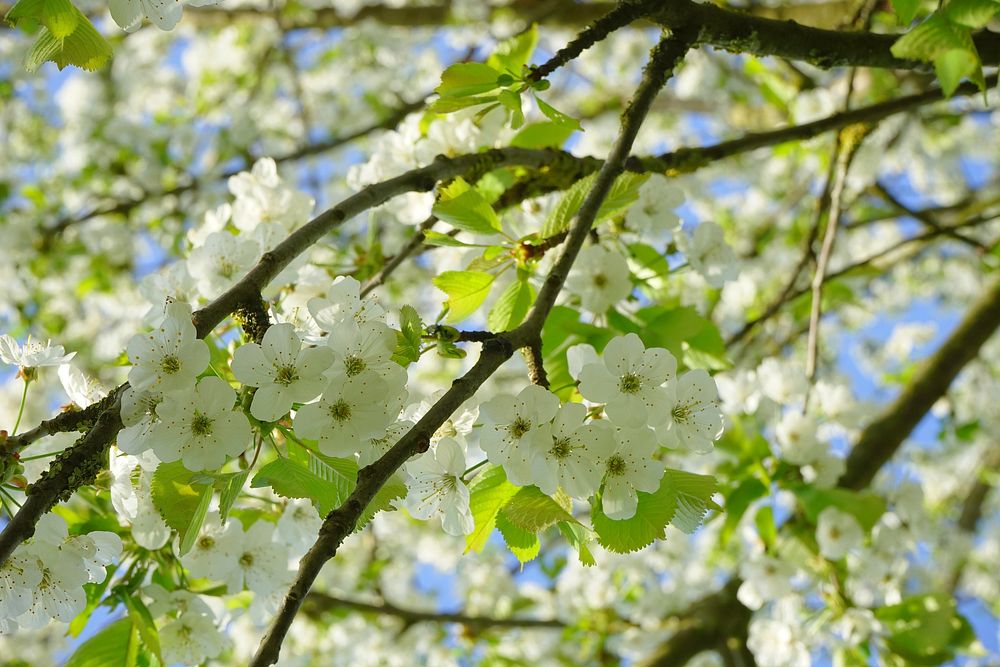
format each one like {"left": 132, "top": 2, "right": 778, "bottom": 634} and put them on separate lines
{"left": 433, "top": 270, "right": 496, "bottom": 324}
{"left": 254, "top": 454, "right": 348, "bottom": 516}
{"left": 487, "top": 23, "right": 537, "bottom": 75}
{"left": 721, "top": 477, "right": 768, "bottom": 546}
{"left": 393, "top": 304, "right": 424, "bottom": 365}
{"left": 665, "top": 469, "right": 719, "bottom": 533}
{"left": 540, "top": 172, "right": 650, "bottom": 239}
{"left": 511, "top": 121, "right": 576, "bottom": 149}
{"left": 891, "top": 13, "right": 972, "bottom": 61}
{"left": 496, "top": 513, "right": 540, "bottom": 563}
{"left": 934, "top": 47, "right": 982, "bottom": 96}
{"left": 557, "top": 521, "right": 597, "bottom": 566}
{"left": 66, "top": 619, "right": 138, "bottom": 667}
{"left": 7, "top": 0, "right": 78, "bottom": 38}
{"left": 487, "top": 275, "right": 535, "bottom": 332}
{"left": 150, "top": 461, "right": 214, "bottom": 554}
{"left": 792, "top": 485, "right": 886, "bottom": 531}
{"left": 891, "top": 0, "right": 922, "bottom": 24}
{"left": 466, "top": 465, "right": 519, "bottom": 553}
{"left": 432, "top": 188, "right": 502, "bottom": 235}
{"left": 943, "top": 0, "right": 1000, "bottom": 27}
{"left": 500, "top": 486, "right": 578, "bottom": 533}
{"left": 430, "top": 94, "right": 499, "bottom": 113}
{"left": 592, "top": 470, "right": 678, "bottom": 553}
{"left": 24, "top": 14, "right": 112, "bottom": 72}
{"left": 435, "top": 62, "right": 503, "bottom": 98}
{"left": 534, "top": 94, "right": 582, "bottom": 130}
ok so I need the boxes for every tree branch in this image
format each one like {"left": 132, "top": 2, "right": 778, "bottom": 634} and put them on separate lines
{"left": 647, "top": 0, "right": 1000, "bottom": 70}
{"left": 303, "top": 591, "right": 565, "bottom": 630}
{"left": 249, "top": 29, "right": 696, "bottom": 666}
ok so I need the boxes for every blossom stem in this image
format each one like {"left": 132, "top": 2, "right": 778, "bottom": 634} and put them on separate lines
{"left": 461, "top": 459, "right": 489, "bottom": 481}
{"left": 10, "top": 378, "right": 30, "bottom": 437}
{"left": 0, "top": 486, "right": 23, "bottom": 510}
{"left": 17, "top": 451, "right": 60, "bottom": 462}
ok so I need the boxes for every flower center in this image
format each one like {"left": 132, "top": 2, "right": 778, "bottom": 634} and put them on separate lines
{"left": 606, "top": 454, "right": 627, "bottom": 477}
{"left": 239, "top": 552, "right": 254, "bottom": 568}
{"left": 219, "top": 261, "right": 236, "bottom": 279}
{"left": 592, "top": 273, "right": 608, "bottom": 288}
{"left": 160, "top": 354, "right": 181, "bottom": 375}
{"left": 275, "top": 365, "right": 299, "bottom": 386}
{"left": 511, "top": 417, "right": 532, "bottom": 439}
{"left": 328, "top": 399, "right": 352, "bottom": 422}
{"left": 344, "top": 354, "right": 367, "bottom": 377}
{"left": 198, "top": 536, "right": 215, "bottom": 550}
{"left": 550, "top": 438, "right": 573, "bottom": 459}
{"left": 191, "top": 412, "right": 214, "bottom": 436}
{"left": 618, "top": 373, "right": 642, "bottom": 394}
{"left": 434, "top": 420, "right": 457, "bottom": 440}
{"left": 671, "top": 404, "right": 692, "bottom": 424}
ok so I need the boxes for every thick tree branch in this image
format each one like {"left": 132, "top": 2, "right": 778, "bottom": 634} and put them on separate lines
{"left": 249, "top": 30, "right": 696, "bottom": 666}
{"left": 841, "top": 277, "right": 1000, "bottom": 488}
{"left": 303, "top": 591, "right": 565, "bottom": 630}
{"left": 648, "top": 0, "right": 1000, "bottom": 70}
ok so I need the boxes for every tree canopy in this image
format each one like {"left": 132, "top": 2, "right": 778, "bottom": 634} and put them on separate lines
{"left": 1, "top": 1, "right": 999, "bottom": 666}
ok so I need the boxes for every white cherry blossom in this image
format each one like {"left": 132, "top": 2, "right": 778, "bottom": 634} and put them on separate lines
{"left": 655, "top": 370, "right": 724, "bottom": 454}
{"left": 600, "top": 427, "right": 663, "bottom": 520}
{"left": 293, "top": 371, "right": 395, "bottom": 457}
{"left": 528, "top": 402, "right": 616, "bottom": 498}
{"left": 0, "top": 335, "right": 75, "bottom": 372}
{"left": 126, "top": 300, "right": 209, "bottom": 393}
{"left": 577, "top": 333, "right": 676, "bottom": 428}
{"left": 404, "top": 438, "right": 474, "bottom": 536}
{"left": 565, "top": 245, "right": 633, "bottom": 314}
{"left": 147, "top": 376, "right": 251, "bottom": 471}
{"left": 677, "top": 221, "right": 739, "bottom": 288}
{"left": 816, "top": 507, "right": 864, "bottom": 560}
{"left": 479, "top": 384, "right": 560, "bottom": 484}
{"left": 222, "top": 520, "right": 292, "bottom": 595}
{"left": 187, "top": 231, "right": 261, "bottom": 299}
{"left": 231, "top": 322, "right": 334, "bottom": 422}
{"left": 626, "top": 174, "right": 684, "bottom": 238}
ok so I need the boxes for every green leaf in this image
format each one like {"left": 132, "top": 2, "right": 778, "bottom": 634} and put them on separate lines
{"left": 891, "top": 0, "right": 922, "bottom": 24}
{"left": 792, "top": 485, "right": 886, "bottom": 531}
{"left": 435, "top": 62, "right": 503, "bottom": 98}
{"left": 433, "top": 270, "right": 496, "bottom": 324}
{"left": 150, "top": 461, "right": 214, "bottom": 555}
{"left": 7, "top": 0, "right": 78, "bottom": 38}
{"left": 891, "top": 13, "right": 973, "bottom": 61}
{"left": 511, "top": 121, "right": 576, "bottom": 149}
{"left": 540, "top": 172, "right": 650, "bottom": 239}
{"left": 432, "top": 185, "right": 503, "bottom": 235}
{"left": 534, "top": 94, "right": 582, "bottom": 130}
{"left": 217, "top": 471, "right": 248, "bottom": 525}
{"left": 755, "top": 505, "right": 778, "bottom": 550}
{"left": 497, "top": 89, "right": 525, "bottom": 129}
{"left": 876, "top": 594, "right": 974, "bottom": 664}
{"left": 487, "top": 275, "right": 535, "bottom": 332}
{"left": 721, "top": 477, "right": 768, "bottom": 546}
{"left": 943, "top": 0, "right": 1000, "bottom": 28}
{"left": 592, "top": 470, "right": 678, "bottom": 553}
{"left": 496, "top": 513, "right": 541, "bottom": 563}
{"left": 122, "top": 594, "right": 163, "bottom": 663}
{"left": 66, "top": 619, "right": 139, "bottom": 667}
{"left": 557, "top": 521, "right": 597, "bottom": 566}
{"left": 421, "top": 231, "right": 486, "bottom": 248}
{"left": 393, "top": 304, "right": 424, "bottom": 366}
{"left": 664, "top": 469, "right": 720, "bottom": 533}
{"left": 500, "top": 486, "right": 578, "bottom": 533}
{"left": 487, "top": 24, "right": 538, "bottom": 75}
{"left": 253, "top": 455, "right": 348, "bottom": 516}
{"left": 634, "top": 305, "right": 730, "bottom": 370}
{"left": 24, "top": 14, "right": 112, "bottom": 72}
{"left": 466, "top": 465, "right": 519, "bottom": 553}
{"left": 934, "top": 47, "right": 982, "bottom": 96}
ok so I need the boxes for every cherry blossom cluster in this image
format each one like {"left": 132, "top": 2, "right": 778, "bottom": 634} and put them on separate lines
{"left": 0, "top": 514, "right": 121, "bottom": 632}
{"left": 474, "top": 333, "right": 724, "bottom": 520}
